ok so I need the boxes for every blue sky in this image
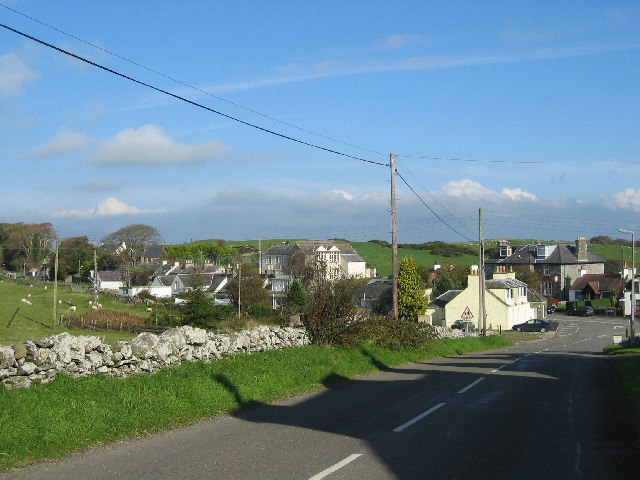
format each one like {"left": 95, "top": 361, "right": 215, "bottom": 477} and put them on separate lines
{"left": 1, "top": 1, "right": 639, "bottom": 245}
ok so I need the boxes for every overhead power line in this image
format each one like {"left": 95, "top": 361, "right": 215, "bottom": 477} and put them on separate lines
{"left": 395, "top": 170, "right": 474, "bottom": 241}
{"left": 0, "top": 3, "right": 388, "bottom": 159}
{"left": 0, "top": 23, "right": 388, "bottom": 168}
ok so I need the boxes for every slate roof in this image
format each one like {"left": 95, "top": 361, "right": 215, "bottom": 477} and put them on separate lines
{"left": 355, "top": 280, "right": 392, "bottom": 300}
{"left": 527, "top": 289, "right": 548, "bottom": 304}
{"left": 341, "top": 253, "right": 366, "bottom": 263}
{"left": 140, "top": 246, "right": 163, "bottom": 260}
{"left": 292, "top": 241, "right": 358, "bottom": 255}
{"left": 263, "top": 243, "right": 300, "bottom": 256}
{"left": 486, "top": 244, "right": 605, "bottom": 265}
{"left": 429, "top": 290, "right": 463, "bottom": 308}
{"left": 154, "top": 275, "right": 175, "bottom": 287}
{"left": 486, "top": 278, "right": 528, "bottom": 289}
{"left": 97, "top": 271, "right": 125, "bottom": 282}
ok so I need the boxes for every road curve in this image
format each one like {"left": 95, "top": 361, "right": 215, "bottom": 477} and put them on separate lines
{"left": 2, "top": 314, "right": 638, "bottom": 479}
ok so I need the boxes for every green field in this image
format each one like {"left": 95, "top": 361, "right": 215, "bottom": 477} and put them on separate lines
{"left": 0, "top": 279, "right": 141, "bottom": 344}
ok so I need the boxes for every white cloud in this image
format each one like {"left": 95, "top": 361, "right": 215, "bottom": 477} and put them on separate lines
{"left": 0, "top": 53, "right": 38, "bottom": 97}
{"left": 53, "top": 197, "right": 166, "bottom": 218}
{"left": 331, "top": 189, "right": 354, "bottom": 201}
{"left": 30, "top": 130, "right": 91, "bottom": 159}
{"left": 501, "top": 187, "right": 538, "bottom": 202}
{"left": 433, "top": 179, "right": 538, "bottom": 202}
{"left": 88, "top": 125, "right": 231, "bottom": 165}
{"left": 604, "top": 188, "right": 640, "bottom": 212}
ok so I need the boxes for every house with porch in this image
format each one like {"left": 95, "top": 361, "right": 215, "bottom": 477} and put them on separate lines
{"left": 568, "top": 274, "right": 623, "bottom": 302}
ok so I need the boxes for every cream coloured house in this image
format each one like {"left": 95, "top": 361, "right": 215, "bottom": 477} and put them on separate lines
{"left": 427, "top": 270, "right": 537, "bottom": 331}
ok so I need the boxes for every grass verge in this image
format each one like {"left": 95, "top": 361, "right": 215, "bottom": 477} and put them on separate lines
{"left": 604, "top": 344, "right": 640, "bottom": 433}
{"left": 0, "top": 335, "right": 510, "bottom": 471}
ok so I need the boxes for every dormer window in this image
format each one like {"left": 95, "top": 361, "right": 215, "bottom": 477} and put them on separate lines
{"left": 499, "top": 245, "right": 509, "bottom": 257}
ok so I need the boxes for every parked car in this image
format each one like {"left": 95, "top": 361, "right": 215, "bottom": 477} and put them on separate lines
{"left": 568, "top": 306, "right": 595, "bottom": 317}
{"left": 512, "top": 319, "right": 557, "bottom": 332}
{"left": 546, "top": 305, "right": 556, "bottom": 314}
{"left": 451, "top": 320, "right": 474, "bottom": 331}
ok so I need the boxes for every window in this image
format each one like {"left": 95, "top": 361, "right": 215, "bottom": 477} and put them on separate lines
{"left": 506, "top": 289, "right": 513, "bottom": 299}
{"left": 542, "top": 281, "right": 553, "bottom": 296}
{"left": 543, "top": 265, "right": 550, "bottom": 275}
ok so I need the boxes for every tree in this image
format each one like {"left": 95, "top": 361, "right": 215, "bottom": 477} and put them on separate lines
{"left": 432, "top": 262, "right": 469, "bottom": 298}
{"left": 56, "top": 236, "right": 93, "bottom": 279}
{"left": 514, "top": 266, "right": 541, "bottom": 292}
{"left": 286, "top": 279, "right": 306, "bottom": 312}
{"left": 228, "top": 264, "right": 270, "bottom": 313}
{"left": 5, "top": 223, "right": 56, "bottom": 270}
{"left": 102, "top": 224, "right": 163, "bottom": 263}
{"left": 398, "top": 257, "right": 427, "bottom": 321}
{"left": 180, "top": 273, "right": 222, "bottom": 328}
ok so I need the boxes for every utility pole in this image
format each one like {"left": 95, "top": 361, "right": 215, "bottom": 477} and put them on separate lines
{"left": 478, "top": 209, "right": 486, "bottom": 336}
{"left": 390, "top": 153, "right": 399, "bottom": 321}
{"left": 237, "top": 263, "right": 242, "bottom": 318}
{"left": 93, "top": 245, "right": 98, "bottom": 307}
{"left": 619, "top": 228, "right": 636, "bottom": 339}
{"left": 52, "top": 240, "right": 58, "bottom": 327}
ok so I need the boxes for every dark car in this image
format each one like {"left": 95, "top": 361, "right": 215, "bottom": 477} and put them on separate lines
{"left": 512, "top": 318, "right": 557, "bottom": 333}
{"left": 546, "top": 305, "right": 556, "bottom": 314}
{"left": 451, "top": 320, "right": 474, "bottom": 330}
{"left": 568, "top": 306, "right": 595, "bottom": 317}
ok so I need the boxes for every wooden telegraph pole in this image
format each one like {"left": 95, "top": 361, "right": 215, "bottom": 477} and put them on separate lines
{"left": 479, "top": 208, "right": 486, "bottom": 336}
{"left": 390, "top": 153, "right": 399, "bottom": 320}
{"left": 52, "top": 240, "right": 58, "bottom": 327}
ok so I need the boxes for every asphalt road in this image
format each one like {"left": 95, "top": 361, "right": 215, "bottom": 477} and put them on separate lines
{"left": 3, "top": 315, "right": 639, "bottom": 479}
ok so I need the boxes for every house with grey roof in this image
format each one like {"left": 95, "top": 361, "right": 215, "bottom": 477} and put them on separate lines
{"left": 354, "top": 279, "right": 393, "bottom": 311}
{"left": 139, "top": 245, "right": 164, "bottom": 264}
{"left": 485, "top": 237, "right": 605, "bottom": 301}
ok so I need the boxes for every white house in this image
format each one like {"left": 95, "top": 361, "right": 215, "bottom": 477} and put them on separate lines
{"left": 119, "top": 285, "right": 172, "bottom": 298}
{"left": 95, "top": 271, "right": 126, "bottom": 291}
{"left": 427, "top": 270, "right": 536, "bottom": 331}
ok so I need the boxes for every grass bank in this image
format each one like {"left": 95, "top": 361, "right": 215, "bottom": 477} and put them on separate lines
{"left": 604, "top": 344, "right": 640, "bottom": 432}
{"left": 0, "top": 335, "right": 510, "bottom": 471}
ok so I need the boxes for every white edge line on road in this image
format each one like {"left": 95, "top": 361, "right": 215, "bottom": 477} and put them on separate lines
{"left": 308, "top": 454, "right": 363, "bottom": 480}
{"left": 393, "top": 402, "right": 447, "bottom": 433}
{"left": 491, "top": 364, "right": 507, "bottom": 372}
{"left": 458, "top": 376, "right": 486, "bottom": 394}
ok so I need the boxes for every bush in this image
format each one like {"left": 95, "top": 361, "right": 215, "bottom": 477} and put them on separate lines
{"left": 247, "top": 303, "right": 272, "bottom": 317}
{"left": 353, "top": 315, "right": 437, "bottom": 349}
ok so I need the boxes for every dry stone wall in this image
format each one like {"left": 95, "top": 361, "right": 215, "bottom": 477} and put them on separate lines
{"left": 0, "top": 325, "right": 310, "bottom": 389}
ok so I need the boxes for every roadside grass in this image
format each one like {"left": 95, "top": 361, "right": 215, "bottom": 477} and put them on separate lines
{"left": 0, "top": 335, "right": 510, "bottom": 471}
{"left": 604, "top": 344, "right": 640, "bottom": 436}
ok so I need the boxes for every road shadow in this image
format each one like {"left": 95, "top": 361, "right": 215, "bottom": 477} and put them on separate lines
{"left": 209, "top": 342, "right": 640, "bottom": 479}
